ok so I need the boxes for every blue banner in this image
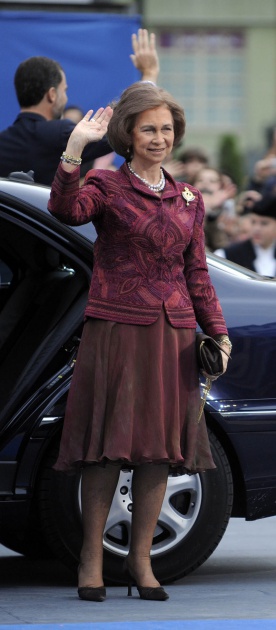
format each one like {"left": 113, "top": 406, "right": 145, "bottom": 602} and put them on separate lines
{"left": 0, "top": 11, "right": 141, "bottom": 130}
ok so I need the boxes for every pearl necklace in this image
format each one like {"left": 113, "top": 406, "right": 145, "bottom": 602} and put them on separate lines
{"left": 127, "top": 162, "right": 165, "bottom": 192}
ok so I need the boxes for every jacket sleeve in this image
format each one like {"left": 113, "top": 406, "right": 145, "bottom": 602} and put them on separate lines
{"left": 184, "top": 190, "right": 228, "bottom": 337}
{"left": 48, "top": 163, "right": 106, "bottom": 226}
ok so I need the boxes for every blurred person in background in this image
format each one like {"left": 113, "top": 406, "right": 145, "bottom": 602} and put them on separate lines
{"left": 214, "top": 195, "right": 276, "bottom": 277}
{"left": 164, "top": 146, "right": 209, "bottom": 182}
{"left": 191, "top": 166, "right": 237, "bottom": 251}
{"left": 0, "top": 56, "right": 111, "bottom": 185}
{"left": 234, "top": 212, "right": 254, "bottom": 243}
{"left": 63, "top": 105, "right": 85, "bottom": 124}
{"left": 235, "top": 189, "right": 262, "bottom": 214}
{"left": 0, "top": 29, "right": 159, "bottom": 185}
{"left": 214, "top": 189, "right": 262, "bottom": 253}
{"left": 248, "top": 156, "right": 276, "bottom": 194}
{"left": 247, "top": 128, "right": 276, "bottom": 194}
{"left": 214, "top": 213, "right": 253, "bottom": 255}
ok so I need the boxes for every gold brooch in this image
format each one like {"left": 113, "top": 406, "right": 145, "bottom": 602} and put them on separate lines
{"left": 182, "top": 187, "right": 195, "bottom": 206}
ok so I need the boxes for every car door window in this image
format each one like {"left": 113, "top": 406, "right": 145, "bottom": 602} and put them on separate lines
{"left": 0, "top": 214, "right": 88, "bottom": 421}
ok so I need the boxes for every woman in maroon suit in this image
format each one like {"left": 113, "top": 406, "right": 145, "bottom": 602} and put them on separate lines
{"left": 48, "top": 82, "right": 231, "bottom": 602}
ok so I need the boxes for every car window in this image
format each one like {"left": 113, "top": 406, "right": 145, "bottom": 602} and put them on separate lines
{"left": 0, "top": 213, "right": 89, "bottom": 423}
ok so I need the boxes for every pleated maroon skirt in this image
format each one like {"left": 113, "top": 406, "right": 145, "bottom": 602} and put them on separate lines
{"left": 54, "top": 308, "right": 216, "bottom": 474}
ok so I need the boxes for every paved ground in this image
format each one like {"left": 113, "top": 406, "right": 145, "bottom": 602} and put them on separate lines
{"left": 0, "top": 517, "right": 276, "bottom": 628}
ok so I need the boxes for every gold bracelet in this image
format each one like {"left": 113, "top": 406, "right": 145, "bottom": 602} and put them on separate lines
{"left": 215, "top": 335, "right": 232, "bottom": 353}
{"left": 60, "top": 152, "right": 82, "bottom": 166}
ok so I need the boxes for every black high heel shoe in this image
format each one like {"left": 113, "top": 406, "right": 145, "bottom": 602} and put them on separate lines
{"left": 123, "top": 560, "right": 169, "bottom": 601}
{"left": 77, "top": 564, "right": 106, "bottom": 602}
{"left": 78, "top": 586, "right": 106, "bottom": 602}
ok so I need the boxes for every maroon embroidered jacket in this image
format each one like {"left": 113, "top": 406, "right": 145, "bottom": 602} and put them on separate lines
{"left": 48, "top": 162, "right": 228, "bottom": 335}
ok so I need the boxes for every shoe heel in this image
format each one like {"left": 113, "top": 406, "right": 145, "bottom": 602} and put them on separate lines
{"left": 122, "top": 558, "right": 169, "bottom": 601}
{"left": 123, "top": 560, "right": 133, "bottom": 597}
{"left": 127, "top": 578, "right": 132, "bottom": 597}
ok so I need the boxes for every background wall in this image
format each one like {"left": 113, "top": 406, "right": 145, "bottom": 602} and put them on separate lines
{"left": 144, "top": 0, "right": 276, "bottom": 172}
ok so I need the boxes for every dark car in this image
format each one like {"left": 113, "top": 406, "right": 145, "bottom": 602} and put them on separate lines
{"left": 0, "top": 174, "right": 276, "bottom": 585}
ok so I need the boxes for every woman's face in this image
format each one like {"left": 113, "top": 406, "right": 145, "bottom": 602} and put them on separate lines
{"left": 131, "top": 105, "right": 174, "bottom": 166}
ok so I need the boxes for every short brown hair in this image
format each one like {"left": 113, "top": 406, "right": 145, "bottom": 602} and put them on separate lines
{"left": 107, "top": 82, "right": 185, "bottom": 159}
{"left": 178, "top": 147, "right": 209, "bottom": 165}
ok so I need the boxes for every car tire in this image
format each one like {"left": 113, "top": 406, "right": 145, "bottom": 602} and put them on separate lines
{"left": 37, "top": 429, "right": 233, "bottom": 583}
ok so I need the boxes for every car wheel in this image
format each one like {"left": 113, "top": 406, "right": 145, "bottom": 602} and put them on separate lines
{"left": 37, "top": 429, "right": 233, "bottom": 583}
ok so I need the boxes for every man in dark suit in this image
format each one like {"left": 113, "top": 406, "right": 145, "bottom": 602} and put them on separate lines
{"left": 214, "top": 196, "right": 276, "bottom": 277}
{"left": 0, "top": 30, "right": 159, "bottom": 186}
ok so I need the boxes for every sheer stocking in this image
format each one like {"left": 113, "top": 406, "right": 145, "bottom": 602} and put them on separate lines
{"left": 127, "top": 463, "right": 169, "bottom": 587}
{"left": 79, "top": 462, "right": 169, "bottom": 589}
{"left": 78, "top": 463, "right": 121, "bottom": 588}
